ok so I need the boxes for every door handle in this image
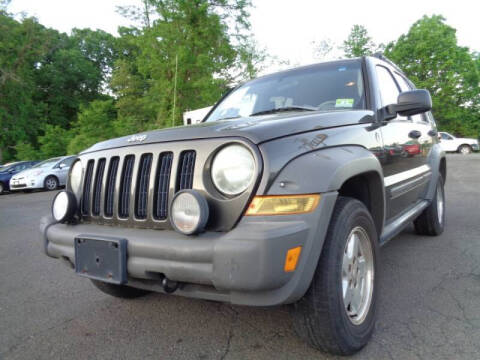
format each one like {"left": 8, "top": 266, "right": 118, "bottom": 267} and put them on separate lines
{"left": 428, "top": 129, "right": 438, "bottom": 137}
{"left": 408, "top": 130, "right": 422, "bottom": 139}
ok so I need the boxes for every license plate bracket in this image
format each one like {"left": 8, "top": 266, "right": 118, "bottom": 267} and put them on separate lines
{"left": 74, "top": 235, "right": 127, "bottom": 284}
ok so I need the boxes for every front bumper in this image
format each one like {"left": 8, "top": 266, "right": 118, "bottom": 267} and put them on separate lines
{"left": 10, "top": 177, "right": 42, "bottom": 190}
{"left": 41, "top": 192, "right": 337, "bottom": 306}
{"left": 472, "top": 143, "right": 479, "bottom": 151}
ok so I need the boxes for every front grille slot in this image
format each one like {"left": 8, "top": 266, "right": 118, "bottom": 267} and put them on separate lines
{"left": 135, "top": 153, "right": 153, "bottom": 219}
{"left": 104, "top": 157, "right": 119, "bottom": 218}
{"left": 153, "top": 152, "right": 173, "bottom": 220}
{"left": 92, "top": 158, "right": 106, "bottom": 215}
{"left": 81, "top": 160, "right": 94, "bottom": 215}
{"left": 177, "top": 150, "right": 196, "bottom": 191}
{"left": 118, "top": 155, "right": 135, "bottom": 218}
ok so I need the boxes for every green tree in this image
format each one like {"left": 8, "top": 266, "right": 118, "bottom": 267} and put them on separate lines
{"left": 15, "top": 142, "right": 38, "bottom": 160}
{"left": 385, "top": 15, "right": 480, "bottom": 137}
{"left": 67, "top": 100, "right": 116, "bottom": 154}
{"left": 112, "top": 0, "right": 262, "bottom": 132}
{"left": 0, "top": 8, "right": 118, "bottom": 162}
{"left": 342, "top": 24, "right": 380, "bottom": 58}
{"left": 38, "top": 124, "right": 72, "bottom": 158}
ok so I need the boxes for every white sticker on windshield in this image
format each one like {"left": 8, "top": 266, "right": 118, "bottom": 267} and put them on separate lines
{"left": 335, "top": 98, "right": 354, "bottom": 108}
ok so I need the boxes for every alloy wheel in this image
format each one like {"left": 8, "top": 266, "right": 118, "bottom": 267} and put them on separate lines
{"left": 341, "top": 226, "right": 375, "bottom": 325}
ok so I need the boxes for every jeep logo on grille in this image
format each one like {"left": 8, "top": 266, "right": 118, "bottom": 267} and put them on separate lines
{"left": 127, "top": 134, "right": 147, "bottom": 143}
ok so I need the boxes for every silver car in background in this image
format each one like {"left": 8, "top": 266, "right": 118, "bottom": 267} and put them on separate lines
{"left": 10, "top": 156, "right": 76, "bottom": 191}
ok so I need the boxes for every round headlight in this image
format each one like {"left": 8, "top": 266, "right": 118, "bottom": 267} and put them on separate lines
{"left": 211, "top": 144, "right": 255, "bottom": 196}
{"left": 170, "top": 190, "right": 209, "bottom": 235}
{"left": 52, "top": 191, "right": 77, "bottom": 222}
{"left": 70, "top": 160, "right": 83, "bottom": 194}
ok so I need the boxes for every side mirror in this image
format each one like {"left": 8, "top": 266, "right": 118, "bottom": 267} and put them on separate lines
{"left": 59, "top": 163, "right": 66, "bottom": 169}
{"left": 383, "top": 89, "right": 432, "bottom": 121}
{"left": 394, "top": 89, "right": 432, "bottom": 116}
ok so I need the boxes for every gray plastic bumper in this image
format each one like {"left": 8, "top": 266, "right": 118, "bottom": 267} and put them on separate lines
{"left": 41, "top": 192, "right": 337, "bottom": 306}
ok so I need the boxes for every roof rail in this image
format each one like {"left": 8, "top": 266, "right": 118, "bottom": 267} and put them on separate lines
{"left": 371, "top": 52, "right": 402, "bottom": 72}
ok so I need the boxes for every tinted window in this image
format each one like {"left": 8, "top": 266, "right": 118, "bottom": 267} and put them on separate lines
{"left": 440, "top": 133, "right": 453, "bottom": 140}
{"left": 33, "top": 157, "right": 63, "bottom": 168}
{"left": 376, "top": 66, "right": 407, "bottom": 120}
{"left": 206, "top": 61, "right": 365, "bottom": 122}
{"left": 376, "top": 66, "right": 400, "bottom": 106}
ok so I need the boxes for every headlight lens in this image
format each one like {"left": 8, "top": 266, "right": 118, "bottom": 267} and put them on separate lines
{"left": 70, "top": 160, "right": 83, "bottom": 194}
{"left": 52, "top": 191, "right": 77, "bottom": 222}
{"left": 211, "top": 144, "right": 255, "bottom": 196}
{"left": 170, "top": 190, "right": 209, "bottom": 235}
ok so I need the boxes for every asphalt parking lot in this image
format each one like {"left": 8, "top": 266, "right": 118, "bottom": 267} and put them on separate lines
{"left": 1, "top": 154, "right": 479, "bottom": 360}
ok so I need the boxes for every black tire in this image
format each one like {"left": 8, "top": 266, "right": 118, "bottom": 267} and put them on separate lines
{"left": 414, "top": 175, "right": 445, "bottom": 236}
{"left": 292, "top": 197, "right": 379, "bottom": 355}
{"left": 44, "top": 176, "right": 58, "bottom": 191}
{"left": 458, "top": 144, "right": 472, "bottom": 155}
{"left": 0, "top": 182, "right": 4, "bottom": 194}
{"left": 91, "top": 279, "right": 151, "bottom": 299}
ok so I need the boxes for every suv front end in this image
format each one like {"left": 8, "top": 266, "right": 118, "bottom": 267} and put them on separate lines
{"left": 41, "top": 137, "right": 336, "bottom": 306}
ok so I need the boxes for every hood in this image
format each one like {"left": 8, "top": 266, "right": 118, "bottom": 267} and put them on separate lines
{"left": 12, "top": 168, "right": 37, "bottom": 178}
{"left": 82, "top": 110, "right": 375, "bottom": 154}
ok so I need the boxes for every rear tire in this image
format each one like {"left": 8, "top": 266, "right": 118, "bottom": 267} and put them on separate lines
{"left": 414, "top": 175, "right": 445, "bottom": 236}
{"left": 91, "top": 279, "right": 151, "bottom": 299}
{"left": 44, "top": 176, "right": 58, "bottom": 191}
{"left": 458, "top": 145, "right": 472, "bottom": 155}
{"left": 0, "top": 182, "right": 4, "bottom": 194}
{"left": 292, "top": 197, "right": 379, "bottom": 355}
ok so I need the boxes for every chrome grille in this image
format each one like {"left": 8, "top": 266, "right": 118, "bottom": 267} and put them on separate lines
{"left": 80, "top": 150, "right": 194, "bottom": 223}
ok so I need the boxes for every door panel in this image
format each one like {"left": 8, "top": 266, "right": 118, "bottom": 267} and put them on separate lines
{"left": 375, "top": 65, "right": 432, "bottom": 220}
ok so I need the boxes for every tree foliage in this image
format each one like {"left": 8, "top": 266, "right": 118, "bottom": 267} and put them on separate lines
{"left": 385, "top": 15, "right": 480, "bottom": 137}
{"left": 0, "top": 8, "right": 117, "bottom": 162}
{"left": 112, "top": 0, "right": 262, "bottom": 132}
{"left": 342, "top": 25, "right": 381, "bottom": 58}
{"left": 68, "top": 100, "right": 116, "bottom": 154}
{"left": 2, "top": 6, "right": 479, "bottom": 163}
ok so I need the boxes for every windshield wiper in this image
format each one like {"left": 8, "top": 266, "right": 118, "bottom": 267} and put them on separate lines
{"left": 250, "top": 106, "right": 317, "bottom": 117}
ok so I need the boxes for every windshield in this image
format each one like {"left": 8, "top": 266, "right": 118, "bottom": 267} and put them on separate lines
{"left": 32, "top": 157, "right": 62, "bottom": 168}
{"left": 206, "top": 60, "right": 365, "bottom": 122}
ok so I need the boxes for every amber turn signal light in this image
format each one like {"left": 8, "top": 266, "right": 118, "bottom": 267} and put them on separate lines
{"left": 245, "top": 194, "right": 320, "bottom": 216}
{"left": 284, "top": 246, "right": 302, "bottom": 272}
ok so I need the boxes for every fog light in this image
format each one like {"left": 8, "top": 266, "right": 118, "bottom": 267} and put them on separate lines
{"left": 170, "top": 190, "right": 209, "bottom": 235}
{"left": 52, "top": 191, "right": 77, "bottom": 222}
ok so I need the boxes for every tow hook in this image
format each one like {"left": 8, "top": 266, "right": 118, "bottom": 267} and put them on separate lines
{"left": 162, "top": 277, "right": 179, "bottom": 293}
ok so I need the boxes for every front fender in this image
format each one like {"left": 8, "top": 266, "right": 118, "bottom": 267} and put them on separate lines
{"left": 242, "top": 145, "right": 385, "bottom": 304}
{"left": 266, "top": 145, "right": 385, "bottom": 194}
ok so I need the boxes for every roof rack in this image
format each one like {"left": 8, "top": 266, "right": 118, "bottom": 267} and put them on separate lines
{"left": 371, "top": 52, "right": 402, "bottom": 72}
